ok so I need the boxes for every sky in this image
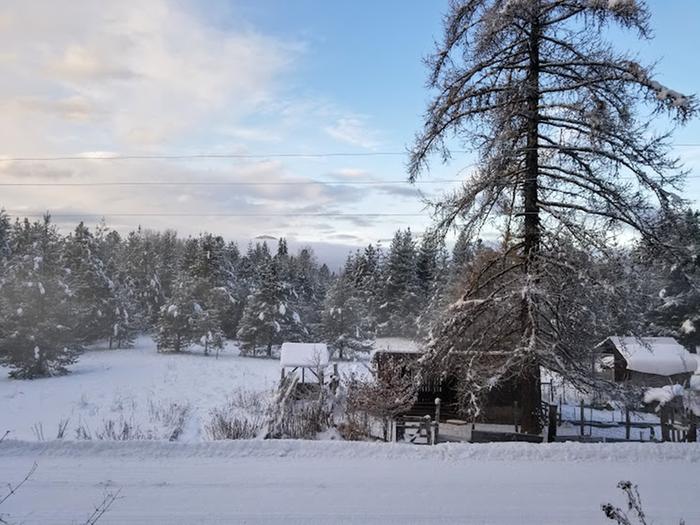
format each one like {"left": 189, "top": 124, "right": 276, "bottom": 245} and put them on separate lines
{"left": 0, "top": 0, "right": 699, "bottom": 265}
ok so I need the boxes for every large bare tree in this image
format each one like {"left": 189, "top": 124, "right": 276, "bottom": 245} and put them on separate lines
{"left": 410, "top": 0, "right": 696, "bottom": 432}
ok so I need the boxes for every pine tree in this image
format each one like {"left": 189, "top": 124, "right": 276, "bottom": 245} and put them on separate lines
{"left": 63, "top": 222, "right": 116, "bottom": 344}
{"left": 124, "top": 227, "right": 163, "bottom": 330}
{"left": 647, "top": 209, "right": 700, "bottom": 350}
{"left": 321, "top": 257, "right": 375, "bottom": 359}
{"left": 409, "top": 0, "right": 696, "bottom": 432}
{"left": 236, "top": 258, "right": 307, "bottom": 357}
{"left": 94, "top": 224, "right": 135, "bottom": 349}
{"left": 381, "top": 229, "right": 419, "bottom": 336}
{"left": 0, "top": 216, "right": 79, "bottom": 378}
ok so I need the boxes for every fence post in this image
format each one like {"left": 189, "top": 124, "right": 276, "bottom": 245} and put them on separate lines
{"left": 625, "top": 407, "right": 631, "bottom": 441}
{"left": 547, "top": 404, "right": 557, "bottom": 443}
{"left": 513, "top": 401, "right": 520, "bottom": 433}
{"left": 434, "top": 398, "right": 441, "bottom": 444}
{"left": 660, "top": 406, "right": 670, "bottom": 442}
{"left": 688, "top": 412, "right": 697, "bottom": 443}
{"left": 579, "top": 400, "right": 585, "bottom": 437}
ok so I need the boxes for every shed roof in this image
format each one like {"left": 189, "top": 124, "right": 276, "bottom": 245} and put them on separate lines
{"left": 280, "top": 343, "right": 330, "bottom": 369}
{"left": 598, "top": 336, "right": 698, "bottom": 377}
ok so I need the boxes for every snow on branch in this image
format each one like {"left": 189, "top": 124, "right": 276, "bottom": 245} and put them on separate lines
{"left": 621, "top": 60, "right": 696, "bottom": 119}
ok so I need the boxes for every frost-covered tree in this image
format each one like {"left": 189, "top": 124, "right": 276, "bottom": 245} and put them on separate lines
{"left": 123, "top": 227, "right": 164, "bottom": 329}
{"left": 0, "top": 216, "right": 79, "bottom": 378}
{"left": 321, "top": 258, "right": 375, "bottom": 359}
{"left": 237, "top": 259, "right": 307, "bottom": 357}
{"left": 410, "top": 0, "right": 696, "bottom": 432}
{"left": 63, "top": 222, "right": 117, "bottom": 344}
{"left": 380, "top": 229, "right": 420, "bottom": 336}
{"left": 646, "top": 209, "right": 700, "bottom": 350}
{"left": 94, "top": 225, "right": 135, "bottom": 349}
{"left": 156, "top": 235, "right": 230, "bottom": 354}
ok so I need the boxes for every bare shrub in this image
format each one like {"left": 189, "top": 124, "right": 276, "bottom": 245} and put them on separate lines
{"left": 205, "top": 410, "right": 263, "bottom": 440}
{"left": 270, "top": 400, "right": 333, "bottom": 439}
{"left": 205, "top": 389, "right": 270, "bottom": 440}
{"left": 344, "top": 363, "right": 416, "bottom": 441}
{"left": 95, "top": 417, "right": 147, "bottom": 441}
{"left": 602, "top": 481, "right": 685, "bottom": 525}
{"left": 56, "top": 418, "right": 70, "bottom": 439}
{"left": 148, "top": 401, "right": 190, "bottom": 441}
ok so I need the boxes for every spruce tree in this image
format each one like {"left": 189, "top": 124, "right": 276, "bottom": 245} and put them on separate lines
{"left": 0, "top": 216, "right": 79, "bottom": 378}
{"left": 63, "top": 222, "right": 116, "bottom": 344}
{"left": 381, "top": 229, "right": 419, "bottom": 337}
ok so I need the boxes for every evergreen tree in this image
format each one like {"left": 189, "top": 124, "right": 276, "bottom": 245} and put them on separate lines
{"left": 236, "top": 258, "right": 307, "bottom": 357}
{"left": 381, "top": 229, "right": 419, "bottom": 336}
{"left": 124, "top": 227, "right": 163, "bottom": 329}
{"left": 0, "top": 216, "right": 79, "bottom": 378}
{"left": 647, "top": 209, "right": 700, "bottom": 350}
{"left": 63, "top": 222, "right": 116, "bottom": 344}
{"left": 321, "top": 257, "right": 375, "bottom": 359}
{"left": 94, "top": 224, "right": 135, "bottom": 349}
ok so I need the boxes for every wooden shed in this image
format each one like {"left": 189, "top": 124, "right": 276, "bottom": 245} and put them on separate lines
{"left": 596, "top": 336, "right": 698, "bottom": 387}
{"left": 371, "top": 338, "right": 519, "bottom": 423}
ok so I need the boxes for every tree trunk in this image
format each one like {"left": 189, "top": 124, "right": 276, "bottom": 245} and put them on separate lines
{"left": 519, "top": 5, "right": 543, "bottom": 435}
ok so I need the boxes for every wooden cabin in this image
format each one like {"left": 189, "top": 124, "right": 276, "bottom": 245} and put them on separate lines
{"left": 596, "top": 336, "right": 698, "bottom": 387}
{"left": 371, "top": 338, "right": 519, "bottom": 423}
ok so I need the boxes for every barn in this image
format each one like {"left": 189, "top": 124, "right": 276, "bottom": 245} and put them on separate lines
{"left": 596, "top": 336, "right": 698, "bottom": 387}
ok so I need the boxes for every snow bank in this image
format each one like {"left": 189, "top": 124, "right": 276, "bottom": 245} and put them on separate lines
{"left": 2, "top": 438, "right": 699, "bottom": 464}
{"left": 280, "top": 343, "right": 329, "bottom": 368}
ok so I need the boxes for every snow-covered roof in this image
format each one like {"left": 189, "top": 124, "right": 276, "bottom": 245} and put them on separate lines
{"left": 599, "top": 336, "right": 698, "bottom": 377}
{"left": 370, "top": 337, "right": 423, "bottom": 361}
{"left": 280, "top": 343, "right": 330, "bottom": 369}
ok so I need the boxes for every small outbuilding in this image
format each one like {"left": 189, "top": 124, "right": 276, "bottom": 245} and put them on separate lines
{"left": 596, "top": 336, "right": 698, "bottom": 387}
{"left": 280, "top": 342, "right": 330, "bottom": 384}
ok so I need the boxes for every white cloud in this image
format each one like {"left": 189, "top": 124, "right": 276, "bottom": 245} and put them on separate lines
{"left": 0, "top": 0, "right": 299, "bottom": 153}
{"left": 324, "top": 117, "right": 381, "bottom": 149}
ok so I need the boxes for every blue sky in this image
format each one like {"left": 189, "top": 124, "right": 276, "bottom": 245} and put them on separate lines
{"left": 0, "top": 0, "right": 698, "bottom": 260}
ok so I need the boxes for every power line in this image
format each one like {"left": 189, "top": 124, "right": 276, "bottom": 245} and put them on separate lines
{"left": 0, "top": 179, "right": 463, "bottom": 187}
{"left": 1, "top": 143, "right": 700, "bottom": 162}
{"left": 4, "top": 211, "right": 426, "bottom": 218}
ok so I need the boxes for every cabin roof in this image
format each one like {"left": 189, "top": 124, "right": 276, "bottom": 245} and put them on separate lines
{"left": 598, "top": 336, "right": 698, "bottom": 377}
{"left": 280, "top": 343, "right": 329, "bottom": 369}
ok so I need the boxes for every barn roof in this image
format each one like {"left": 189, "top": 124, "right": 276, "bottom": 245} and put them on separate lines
{"left": 280, "top": 343, "right": 330, "bottom": 369}
{"left": 598, "top": 336, "right": 698, "bottom": 377}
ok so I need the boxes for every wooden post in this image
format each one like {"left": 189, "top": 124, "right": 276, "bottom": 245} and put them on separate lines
{"left": 434, "top": 398, "right": 441, "bottom": 444}
{"left": 660, "top": 406, "right": 670, "bottom": 442}
{"left": 513, "top": 401, "right": 520, "bottom": 433}
{"left": 625, "top": 407, "right": 631, "bottom": 441}
{"left": 558, "top": 398, "right": 562, "bottom": 425}
{"left": 547, "top": 404, "right": 557, "bottom": 443}
{"left": 579, "top": 400, "right": 585, "bottom": 437}
{"left": 688, "top": 412, "right": 697, "bottom": 443}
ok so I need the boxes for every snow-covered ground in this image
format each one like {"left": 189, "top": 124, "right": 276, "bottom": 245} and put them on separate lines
{"left": 1, "top": 439, "right": 698, "bottom": 524}
{"left": 0, "top": 336, "right": 366, "bottom": 442}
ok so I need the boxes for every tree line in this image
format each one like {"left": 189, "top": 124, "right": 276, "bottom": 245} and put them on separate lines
{"left": 0, "top": 211, "right": 476, "bottom": 378}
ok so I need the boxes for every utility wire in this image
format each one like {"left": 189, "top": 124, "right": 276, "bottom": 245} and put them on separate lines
{"left": 1, "top": 143, "right": 699, "bottom": 162}
{"left": 4, "top": 211, "right": 426, "bottom": 218}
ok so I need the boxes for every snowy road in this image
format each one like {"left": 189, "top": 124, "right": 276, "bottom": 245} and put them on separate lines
{"left": 1, "top": 440, "right": 698, "bottom": 524}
